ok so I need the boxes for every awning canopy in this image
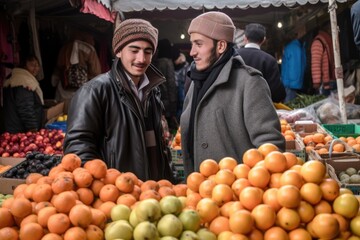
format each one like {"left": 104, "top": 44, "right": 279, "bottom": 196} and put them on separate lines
{"left": 99, "top": 0, "right": 347, "bottom": 12}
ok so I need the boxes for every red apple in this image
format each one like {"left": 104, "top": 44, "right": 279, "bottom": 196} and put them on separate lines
{"left": 36, "top": 135, "right": 44, "bottom": 142}
{"left": 20, "top": 136, "right": 28, "bottom": 142}
{"left": 28, "top": 143, "right": 38, "bottom": 151}
{"left": 12, "top": 152, "right": 20, "bottom": 158}
{"left": 1, "top": 141, "right": 7, "bottom": 148}
{"left": 44, "top": 146, "right": 54, "bottom": 154}
{"left": 11, "top": 135, "right": 19, "bottom": 143}
{"left": 2, "top": 152, "right": 10, "bottom": 157}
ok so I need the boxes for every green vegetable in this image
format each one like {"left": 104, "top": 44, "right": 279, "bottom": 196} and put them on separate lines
{"left": 286, "top": 94, "right": 327, "bottom": 109}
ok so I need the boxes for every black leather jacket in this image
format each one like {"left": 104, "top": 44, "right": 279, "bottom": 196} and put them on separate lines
{"left": 64, "top": 59, "right": 174, "bottom": 182}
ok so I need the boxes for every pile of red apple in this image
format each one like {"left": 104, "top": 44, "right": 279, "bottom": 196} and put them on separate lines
{"left": 0, "top": 128, "right": 64, "bottom": 158}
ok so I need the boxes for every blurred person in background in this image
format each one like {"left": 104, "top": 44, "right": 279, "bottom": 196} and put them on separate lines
{"left": 3, "top": 55, "right": 44, "bottom": 133}
{"left": 237, "top": 23, "right": 286, "bottom": 103}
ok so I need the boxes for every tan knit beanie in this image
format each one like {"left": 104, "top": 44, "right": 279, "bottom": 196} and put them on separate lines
{"left": 188, "top": 11, "right": 235, "bottom": 43}
{"left": 112, "top": 19, "right": 158, "bottom": 55}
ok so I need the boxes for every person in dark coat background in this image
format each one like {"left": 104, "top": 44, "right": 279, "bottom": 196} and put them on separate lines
{"left": 3, "top": 55, "right": 44, "bottom": 133}
{"left": 153, "top": 39, "right": 178, "bottom": 132}
{"left": 237, "top": 23, "right": 286, "bottom": 103}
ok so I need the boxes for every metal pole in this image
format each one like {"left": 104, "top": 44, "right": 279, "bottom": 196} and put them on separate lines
{"left": 328, "top": 0, "right": 347, "bottom": 123}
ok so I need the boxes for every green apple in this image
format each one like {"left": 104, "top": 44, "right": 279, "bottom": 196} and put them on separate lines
{"left": 159, "top": 196, "right": 183, "bottom": 215}
{"left": 178, "top": 196, "right": 187, "bottom": 209}
{"left": 196, "top": 228, "right": 217, "bottom": 240}
{"left": 129, "top": 208, "right": 140, "bottom": 227}
{"left": 157, "top": 214, "right": 183, "bottom": 237}
{"left": 178, "top": 209, "right": 201, "bottom": 232}
{"left": 350, "top": 215, "right": 360, "bottom": 237}
{"left": 135, "top": 199, "right": 162, "bottom": 222}
{"left": 104, "top": 219, "right": 133, "bottom": 240}
{"left": 179, "top": 230, "right": 199, "bottom": 240}
{"left": 111, "top": 204, "right": 131, "bottom": 221}
{"left": 217, "top": 231, "right": 234, "bottom": 240}
{"left": 133, "top": 221, "right": 159, "bottom": 240}
{"left": 160, "top": 237, "right": 178, "bottom": 240}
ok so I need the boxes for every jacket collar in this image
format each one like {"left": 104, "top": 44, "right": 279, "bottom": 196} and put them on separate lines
{"left": 111, "top": 58, "right": 166, "bottom": 93}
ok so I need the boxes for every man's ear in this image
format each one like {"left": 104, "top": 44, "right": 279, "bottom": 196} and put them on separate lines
{"left": 217, "top": 40, "right": 228, "bottom": 54}
{"left": 260, "top": 37, "right": 266, "bottom": 45}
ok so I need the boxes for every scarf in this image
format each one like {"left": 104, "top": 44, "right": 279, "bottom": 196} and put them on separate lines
{"left": 187, "top": 47, "right": 234, "bottom": 164}
{"left": 4, "top": 68, "right": 44, "bottom": 104}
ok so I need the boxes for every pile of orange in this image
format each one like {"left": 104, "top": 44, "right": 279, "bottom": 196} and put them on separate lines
{"left": 0, "top": 153, "right": 189, "bottom": 240}
{"left": 1, "top": 143, "right": 360, "bottom": 239}
{"left": 185, "top": 143, "right": 360, "bottom": 239}
{"left": 280, "top": 119, "right": 296, "bottom": 141}
{"left": 300, "top": 132, "right": 347, "bottom": 154}
{"left": 171, "top": 127, "right": 182, "bottom": 150}
{"left": 338, "top": 136, "right": 360, "bottom": 152}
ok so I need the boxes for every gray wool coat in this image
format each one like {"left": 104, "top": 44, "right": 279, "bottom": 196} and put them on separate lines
{"left": 180, "top": 55, "right": 285, "bottom": 177}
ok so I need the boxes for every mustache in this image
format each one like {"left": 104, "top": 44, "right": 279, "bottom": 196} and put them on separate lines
{"left": 133, "top": 63, "right": 147, "bottom": 68}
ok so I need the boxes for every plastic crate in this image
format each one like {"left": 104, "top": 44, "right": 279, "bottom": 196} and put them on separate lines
{"left": 322, "top": 124, "right": 360, "bottom": 138}
{"left": 45, "top": 121, "right": 67, "bottom": 133}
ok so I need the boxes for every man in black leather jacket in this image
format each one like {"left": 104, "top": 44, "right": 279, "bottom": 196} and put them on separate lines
{"left": 64, "top": 18, "right": 174, "bottom": 182}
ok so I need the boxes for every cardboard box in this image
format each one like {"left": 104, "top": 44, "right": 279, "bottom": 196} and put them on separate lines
{"left": 316, "top": 153, "right": 360, "bottom": 195}
{"left": 43, "top": 100, "right": 64, "bottom": 121}
{"left": 0, "top": 178, "right": 26, "bottom": 195}
{"left": 293, "top": 123, "right": 327, "bottom": 134}
{"left": 0, "top": 157, "right": 26, "bottom": 167}
{"left": 0, "top": 157, "right": 26, "bottom": 195}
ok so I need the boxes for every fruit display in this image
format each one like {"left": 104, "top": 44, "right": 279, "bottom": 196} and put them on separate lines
{"left": 56, "top": 114, "right": 68, "bottom": 122}
{"left": 339, "top": 167, "right": 360, "bottom": 184}
{"left": 170, "top": 127, "right": 181, "bottom": 150}
{"left": 338, "top": 135, "right": 360, "bottom": 152}
{"left": 1, "top": 152, "right": 62, "bottom": 179}
{"left": 105, "top": 197, "right": 215, "bottom": 239}
{"left": 0, "top": 128, "right": 64, "bottom": 158}
{"left": 0, "top": 144, "right": 360, "bottom": 239}
{"left": 280, "top": 119, "right": 296, "bottom": 141}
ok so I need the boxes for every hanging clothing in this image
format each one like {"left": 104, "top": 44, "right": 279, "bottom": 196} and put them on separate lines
{"left": 311, "top": 31, "right": 335, "bottom": 90}
{"left": 80, "top": 0, "right": 115, "bottom": 22}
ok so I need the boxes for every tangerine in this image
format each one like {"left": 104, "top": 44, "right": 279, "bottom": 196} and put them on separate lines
{"left": 229, "top": 209, "right": 254, "bottom": 234}
{"left": 243, "top": 148, "right": 264, "bottom": 168}
{"left": 199, "top": 159, "right": 219, "bottom": 177}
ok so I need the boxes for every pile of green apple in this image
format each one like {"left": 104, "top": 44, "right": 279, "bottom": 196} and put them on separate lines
{"left": 105, "top": 195, "right": 217, "bottom": 240}
{"left": 0, "top": 193, "right": 13, "bottom": 207}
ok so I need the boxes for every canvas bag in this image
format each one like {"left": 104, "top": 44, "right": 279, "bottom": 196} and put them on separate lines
{"left": 62, "top": 64, "right": 88, "bottom": 90}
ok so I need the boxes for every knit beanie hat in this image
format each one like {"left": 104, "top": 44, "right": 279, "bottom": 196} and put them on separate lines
{"left": 112, "top": 19, "right": 158, "bottom": 55}
{"left": 244, "top": 23, "right": 266, "bottom": 43}
{"left": 188, "top": 12, "right": 235, "bottom": 43}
